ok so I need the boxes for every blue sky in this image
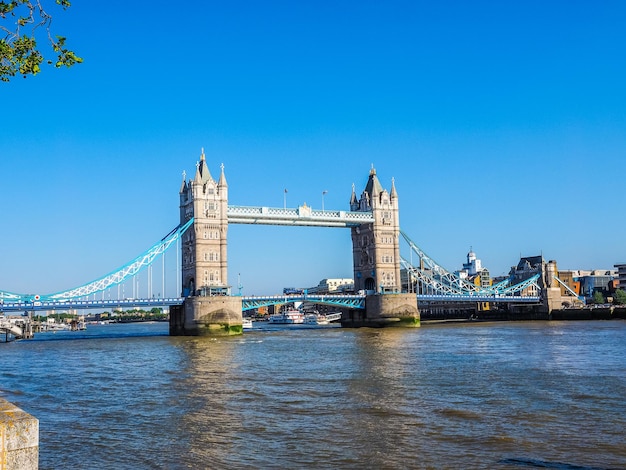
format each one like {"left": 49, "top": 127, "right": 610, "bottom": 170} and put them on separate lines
{"left": 1, "top": 1, "right": 625, "bottom": 297}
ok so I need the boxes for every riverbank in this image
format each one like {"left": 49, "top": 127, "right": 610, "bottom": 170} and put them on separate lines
{"left": 421, "top": 306, "right": 626, "bottom": 322}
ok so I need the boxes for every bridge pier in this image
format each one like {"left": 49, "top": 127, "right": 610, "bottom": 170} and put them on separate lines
{"left": 170, "top": 295, "right": 243, "bottom": 336}
{"left": 341, "top": 293, "right": 420, "bottom": 328}
{"left": 542, "top": 260, "right": 564, "bottom": 314}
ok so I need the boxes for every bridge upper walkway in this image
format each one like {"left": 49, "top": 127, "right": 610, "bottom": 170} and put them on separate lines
{"left": 227, "top": 205, "right": 373, "bottom": 227}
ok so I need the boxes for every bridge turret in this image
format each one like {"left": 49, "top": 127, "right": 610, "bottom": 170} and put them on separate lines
{"left": 171, "top": 149, "right": 242, "bottom": 336}
{"left": 179, "top": 149, "right": 229, "bottom": 297}
{"left": 347, "top": 166, "right": 419, "bottom": 327}
{"left": 351, "top": 166, "right": 401, "bottom": 294}
{"left": 349, "top": 183, "right": 359, "bottom": 211}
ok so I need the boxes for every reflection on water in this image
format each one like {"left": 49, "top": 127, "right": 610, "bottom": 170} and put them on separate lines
{"left": 1, "top": 321, "right": 625, "bottom": 469}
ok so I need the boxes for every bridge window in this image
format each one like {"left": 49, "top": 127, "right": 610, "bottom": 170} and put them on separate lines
{"left": 209, "top": 271, "right": 220, "bottom": 283}
{"left": 382, "top": 211, "right": 392, "bottom": 225}
{"left": 203, "top": 251, "right": 219, "bottom": 261}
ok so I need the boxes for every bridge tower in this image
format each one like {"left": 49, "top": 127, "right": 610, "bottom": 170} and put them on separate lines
{"left": 169, "top": 150, "right": 243, "bottom": 336}
{"left": 345, "top": 167, "right": 419, "bottom": 327}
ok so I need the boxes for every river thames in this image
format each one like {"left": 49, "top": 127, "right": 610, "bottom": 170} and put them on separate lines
{"left": 2, "top": 320, "right": 625, "bottom": 469}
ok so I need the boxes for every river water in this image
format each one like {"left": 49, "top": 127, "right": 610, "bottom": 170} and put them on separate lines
{"left": 1, "top": 320, "right": 625, "bottom": 470}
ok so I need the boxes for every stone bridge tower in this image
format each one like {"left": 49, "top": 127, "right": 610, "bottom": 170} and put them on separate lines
{"left": 350, "top": 167, "right": 401, "bottom": 293}
{"left": 179, "top": 150, "right": 229, "bottom": 296}
{"left": 346, "top": 167, "right": 419, "bottom": 327}
{"left": 170, "top": 150, "right": 242, "bottom": 336}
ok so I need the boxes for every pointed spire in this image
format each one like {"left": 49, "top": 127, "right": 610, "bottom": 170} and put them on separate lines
{"left": 193, "top": 159, "right": 202, "bottom": 183}
{"left": 350, "top": 182, "right": 357, "bottom": 203}
{"left": 390, "top": 176, "right": 397, "bottom": 199}
{"left": 195, "top": 148, "right": 213, "bottom": 183}
{"left": 179, "top": 169, "right": 187, "bottom": 193}
{"left": 350, "top": 182, "right": 358, "bottom": 210}
{"left": 364, "top": 165, "right": 383, "bottom": 199}
{"left": 218, "top": 162, "right": 228, "bottom": 187}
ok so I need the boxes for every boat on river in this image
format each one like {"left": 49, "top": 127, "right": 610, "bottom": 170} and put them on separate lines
{"left": 268, "top": 309, "right": 305, "bottom": 324}
{"left": 304, "top": 312, "right": 342, "bottom": 325}
{"left": 242, "top": 318, "right": 253, "bottom": 329}
{"left": 304, "top": 313, "right": 330, "bottom": 325}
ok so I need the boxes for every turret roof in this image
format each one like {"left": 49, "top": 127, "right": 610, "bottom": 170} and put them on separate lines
{"left": 218, "top": 162, "right": 227, "bottom": 187}
{"left": 194, "top": 148, "right": 213, "bottom": 184}
{"left": 364, "top": 165, "right": 384, "bottom": 198}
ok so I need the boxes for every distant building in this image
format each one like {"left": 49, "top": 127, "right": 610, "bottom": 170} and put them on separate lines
{"left": 508, "top": 255, "right": 544, "bottom": 297}
{"left": 615, "top": 263, "right": 626, "bottom": 291}
{"left": 456, "top": 248, "right": 491, "bottom": 288}
{"left": 578, "top": 273, "right": 614, "bottom": 299}
{"left": 462, "top": 248, "right": 481, "bottom": 276}
{"left": 556, "top": 270, "right": 581, "bottom": 297}
{"left": 307, "top": 278, "right": 354, "bottom": 294}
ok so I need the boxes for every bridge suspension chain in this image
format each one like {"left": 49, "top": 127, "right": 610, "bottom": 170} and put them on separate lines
{"left": 1, "top": 218, "right": 194, "bottom": 303}
{"left": 400, "top": 230, "right": 492, "bottom": 294}
{"left": 400, "top": 230, "right": 541, "bottom": 298}
{"left": 43, "top": 218, "right": 194, "bottom": 301}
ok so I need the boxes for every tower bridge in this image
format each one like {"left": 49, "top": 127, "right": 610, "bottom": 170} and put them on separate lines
{"left": 1, "top": 150, "right": 557, "bottom": 336}
{"left": 170, "top": 151, "right": 418, "bottom": 334}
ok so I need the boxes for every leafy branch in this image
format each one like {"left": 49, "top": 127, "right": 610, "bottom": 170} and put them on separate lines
{"left": 0, "top": 0, "right": 81, "bottom": 81}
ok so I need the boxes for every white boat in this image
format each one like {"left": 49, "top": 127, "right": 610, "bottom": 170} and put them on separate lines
{"left": 268, "top": 309, "right": 305, "bottom": 324}
{"left": 242, "top": 318, "right": 253, "bottom": 329}
{"left": 304, "top": 313, "right": 330, "bottom": 325}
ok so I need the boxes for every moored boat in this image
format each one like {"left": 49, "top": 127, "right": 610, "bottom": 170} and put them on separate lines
{"left": 268, "top": 309, "right": 305, "bottom": 324}
{"left": 304, "top": 313, "right": 330, "bottom": 325}
{"left": 242, "top": 318, "right": 253, "bottom": 329}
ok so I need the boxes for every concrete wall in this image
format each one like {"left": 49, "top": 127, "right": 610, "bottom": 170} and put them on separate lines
{"left": 552, "top": 307, "right": 622, "bottom": 320}
{"left": 0, "top": 398, "right": 38, "bottom": 470}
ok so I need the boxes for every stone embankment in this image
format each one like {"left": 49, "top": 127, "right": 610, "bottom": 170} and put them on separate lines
{"left": 421, "top": 306, "right": 626, "bottom": 322}
{"left": 0, "top": 398, "right": 38, "bottom": 469}
{"left": 552, "top": 306, "right": 626, "bottom": 321}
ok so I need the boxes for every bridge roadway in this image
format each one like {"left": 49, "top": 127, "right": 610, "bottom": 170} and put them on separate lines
{"left": 0, "top": 298, "right": 185, "bottom": 313}
{"left": 0, "top": 292, "right": 541, "bottom": 312}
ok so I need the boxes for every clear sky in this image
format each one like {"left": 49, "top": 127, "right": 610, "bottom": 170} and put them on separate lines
{"left": 1, "top": 1, "right": 625, "bottom": 298}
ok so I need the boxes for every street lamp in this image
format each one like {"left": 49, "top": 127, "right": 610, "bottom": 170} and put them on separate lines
{"left": 322, "top": 190, "right": 328, "bottom": 212}
{"left": 284, "top": 188, "right": 288, "bottom": 209}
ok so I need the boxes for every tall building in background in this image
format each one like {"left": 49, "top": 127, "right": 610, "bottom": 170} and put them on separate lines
{"left": 615, "top": 263, "right": 626, "bottom": 291}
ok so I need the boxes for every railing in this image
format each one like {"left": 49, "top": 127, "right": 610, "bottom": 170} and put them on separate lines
{"left": 0, "top": 298, "right": 185, "bottom": 312}
{"left": 227, "top": 205, "right": 374, "bottom": 227}
{"left": 241, "top": 293, "right": 366, "bottom": 310}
